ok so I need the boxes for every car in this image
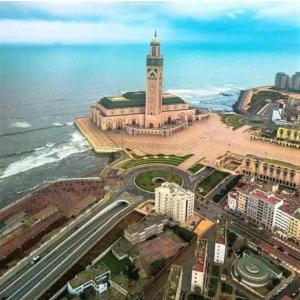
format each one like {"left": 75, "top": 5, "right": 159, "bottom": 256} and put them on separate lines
{"left": 30, "top": 255, "right": 40, "bottom": 265}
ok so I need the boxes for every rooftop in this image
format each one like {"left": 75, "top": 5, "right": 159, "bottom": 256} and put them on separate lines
{"left": 163, "top": 265, "right": 183, "bottom": 300}
{"left": 157, "top": 182, "right": 194, "bottom": 196}
{"left": 250, "top": 189, "right": 282, "bottom": 205}
{"left": 215, "top": 218, "right": 226, "bottom": 245}
{"left": 192, "top": 238, "right": 207, "bottom": 272}
{"left": 293, "top": 209, "right": 300, "bottom": 220}
{"left": 68, "top": 262, "right": 110, "bottom": 288}
{"left": 99, "top": 91, "right": 185, "bottom": 109}
{"left": 125, "top": 214, "right": 167, "bottom": 235}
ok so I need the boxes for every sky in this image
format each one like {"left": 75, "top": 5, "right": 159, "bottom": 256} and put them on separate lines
{"left": 0, "top": 1, "right": 300, "bottom": 50}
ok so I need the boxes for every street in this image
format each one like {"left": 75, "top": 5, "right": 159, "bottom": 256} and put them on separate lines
{"left": 0, "top": 201, "right": 133, "bottom": 300}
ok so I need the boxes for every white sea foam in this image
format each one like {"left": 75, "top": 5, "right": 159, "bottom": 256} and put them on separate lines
{"left": 167, "top": 85, "right": 243, "bottom": 110}
{"left": 0, "top": 132, "right": 90, "bottom": 179}
{"left": 53, "top": 122, "right": 64, "bottom": 127}
{"left": 11, "top": 121, "right": 32, "bottom": 129}
{"left": 67, "top": 121, "right": 73, "bottom": 126}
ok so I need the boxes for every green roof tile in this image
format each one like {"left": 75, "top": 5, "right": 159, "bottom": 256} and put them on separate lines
{"left": 99, "top": 91, "right": 185, "bottom": 109}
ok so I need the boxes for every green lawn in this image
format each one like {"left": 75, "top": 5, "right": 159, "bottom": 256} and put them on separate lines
{"left": 122, "top": 154, "right": 192, "bottom": 170}
{"left": 211, "top": 264, "right": 220, "bottom": 277}
{"left": 188, "top": 162, "right": 205, "bottom": 174}
{"left": 208, "top": 277, "right": 219, "bottom": 298}
{"left": 220, "top": 114, "right": 244, "bottom": 130}
{"left": 135, "top": 169, "right": 182, "bottom": 192}
{"left": 196, "top": 171, "right": 229, "bottom": 196}
{"left": 221, "top": 282, "right": 233, "bottom": 294}
{"left": 99, "top": 251, "right": 132, "bottom": 277}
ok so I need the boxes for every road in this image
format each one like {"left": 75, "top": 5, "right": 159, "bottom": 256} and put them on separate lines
{"left": 0, "top": 201, "right": 132, "bottom": 300}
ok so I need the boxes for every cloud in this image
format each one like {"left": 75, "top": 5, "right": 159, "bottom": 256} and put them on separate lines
{"left": 0, "top": 1, "right": 299, "bottom": 44}
{"left": 0, "top": 19, "right": 213, "bottom": 44}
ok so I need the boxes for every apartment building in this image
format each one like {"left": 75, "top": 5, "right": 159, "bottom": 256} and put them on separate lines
{"left": 228, "top": 177, "right": 300, "bottom": 241}
{"left": 155, "top": 182, "right": 194, "bottom": 223}
{"left": 214, "top": 218, "right": 227, "bottom": 264}
{"left": 247, "top": 190, "right": 283, "bottom": 230}
{"left": 191, "top": 238, "right": 208, "bottom": 292}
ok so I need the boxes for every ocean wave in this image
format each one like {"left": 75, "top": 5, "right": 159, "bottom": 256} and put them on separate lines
{"left": 167, "top": 85, "right": 243, "bottom": 110}
{"left": 11, "top": 121, "right": 32, "bottom": 129}
{"left": 0, "top": 132, "right": 90, "bottom": 179}
{"left": 0, "top": 122, "right": 74, "bottom": 138}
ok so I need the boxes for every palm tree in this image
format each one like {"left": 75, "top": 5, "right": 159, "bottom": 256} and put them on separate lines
{"left": 278, "top": 128, "right": 284, "bottom": 140}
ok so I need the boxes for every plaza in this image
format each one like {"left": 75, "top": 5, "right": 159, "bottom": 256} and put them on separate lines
{"left": 76, "top": 112, "right": 300, "bottom": 170}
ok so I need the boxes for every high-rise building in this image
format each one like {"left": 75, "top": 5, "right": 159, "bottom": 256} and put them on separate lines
{"left": 191, "top": 238, "right": 208, "bottom": 292}
{"left": 274, "top": 72, "right": 300, "bottom": 91}
{"left": 155, "top": 182, "right": 194, "bottom": 223}
{"left": 291, "top": 72, "right": 300, "bottom": 91}
{"left": 275, "top": 72, "right": 290, "bottom": 89}
{"left": 213, "top": 218, "right": 227, "bottom": 264}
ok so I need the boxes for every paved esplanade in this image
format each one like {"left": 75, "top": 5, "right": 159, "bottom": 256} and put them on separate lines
{"left": 0, "top": 201, "right": 131, "bottom": 300}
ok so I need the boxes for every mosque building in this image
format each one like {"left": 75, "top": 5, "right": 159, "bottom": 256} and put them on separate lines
{"left": 89, "top": 31, "right": 204, "bottom": 137}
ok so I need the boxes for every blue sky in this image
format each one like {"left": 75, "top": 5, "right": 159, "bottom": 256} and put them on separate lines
{"left": 0, "top": 1, "right": 299, "bottom": 50}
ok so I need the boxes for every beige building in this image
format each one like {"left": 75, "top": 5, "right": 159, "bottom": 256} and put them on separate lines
{"left": 240, "top": 154, "right": 300, "bottom": 188}
{"left": 289, "top": 211, "right": 300, "bottom": 241}
{"left": 163, "top": 265, "right": 183, "bottom": 300}
{"left": 124, "top": 214, "right": 167, "bottom": 245}
{"left": 277, "top": 126, "right": 300, "bottom": 143}
{"left": 89, "top": 32, "right": 202, "bottom": 137}
{"left": 191, "top": 238, "right": 208, "bottom": 292}
{"left": 155, "top": 182, "right": 194, "bottom": 223}
{"left": 228, "top": 177, "right": 300, "bottom": 241}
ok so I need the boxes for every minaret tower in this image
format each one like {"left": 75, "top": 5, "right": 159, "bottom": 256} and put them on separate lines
{"left": 145, "top": 30, "right": 163, "bottom": 128}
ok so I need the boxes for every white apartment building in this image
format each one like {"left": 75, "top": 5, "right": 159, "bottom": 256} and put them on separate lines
{"left": 246, "top": 190, "right": 283, "bottom": 230}
{"left": 191, "top": 238, "right": 207, "bottom": 292}
{"left": 227, "top": 191, "right": 238, "bottom": 210}
{"left": 274, "top": 206, "right": 292, "bottom": 237}
{"left": 155, "top": 182, "right": 194, "bottom": 223}
{"left": 213, "top": 218, "right": 227, "bottom": 264}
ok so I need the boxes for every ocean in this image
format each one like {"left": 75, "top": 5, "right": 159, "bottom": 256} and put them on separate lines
{"left": 0, "top": 43, "right": 299, "bottom": 208}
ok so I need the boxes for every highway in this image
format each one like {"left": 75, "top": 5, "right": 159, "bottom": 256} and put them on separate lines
{"left": 0, "top": 200, "right": 131, "bottom": 300}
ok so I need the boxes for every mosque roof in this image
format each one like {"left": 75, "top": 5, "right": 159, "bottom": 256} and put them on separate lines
{"left": 99, "top": 91, "right": 185, "bottom": 109}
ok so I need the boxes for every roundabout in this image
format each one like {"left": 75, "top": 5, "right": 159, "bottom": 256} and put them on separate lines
{"left": 134, "top": 169, "right": 183, "bottom": 192}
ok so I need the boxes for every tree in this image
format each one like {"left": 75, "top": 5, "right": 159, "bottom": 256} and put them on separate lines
{"left": 150, "top": 258, "right": 167, "bottom": 275}
{"left": 194, "top": 285, "right": 202, "bottom": 295}
{"left": 123, "top": 261, "right": 140, "bottom": 281}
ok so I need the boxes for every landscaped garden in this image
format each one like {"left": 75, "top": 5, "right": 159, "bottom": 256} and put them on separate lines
{"left": 220, "top": 114, "right": 244, "bottom": 130}
{"left": 188, "top": 161, "right": 205, "bottom": 174}
{"left": 135, "top": 169, "right": 182, "bottom": 192}
{"left": 98, "top": 250, "right": 132, "bottom": 277}
{"left": 196, "top": 170, "right": 229, "bottom": 197}
{"left": 122, "top": 153, "right": 193, "bottom": 170}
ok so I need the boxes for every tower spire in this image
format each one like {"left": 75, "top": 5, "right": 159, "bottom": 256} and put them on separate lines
{"left": 154, "top": 29, "right": 157, "bottom": 38}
